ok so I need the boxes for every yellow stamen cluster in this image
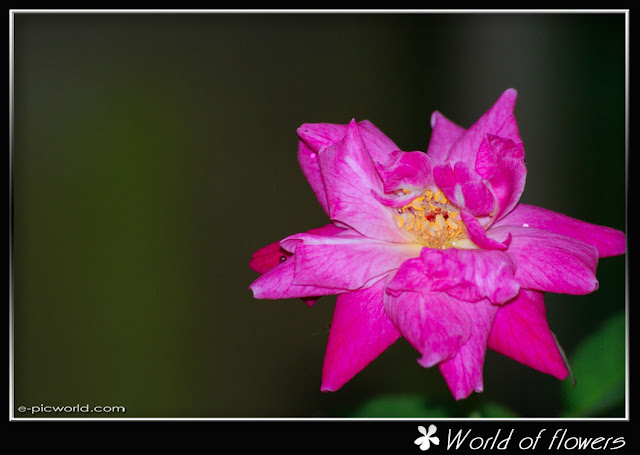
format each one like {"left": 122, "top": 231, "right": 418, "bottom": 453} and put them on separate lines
{"left": 393, "top": 189, "right": 467, "bottom": 249}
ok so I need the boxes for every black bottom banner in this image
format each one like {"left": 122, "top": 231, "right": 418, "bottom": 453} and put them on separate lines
{"left": 236, "top": 419, "right": 631, "bottom": 453}
{"left": 8, "top": 418, "right": 633, "bottom": 452}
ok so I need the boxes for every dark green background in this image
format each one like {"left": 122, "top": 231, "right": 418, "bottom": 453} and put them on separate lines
{"left": 12, "top": 12, "right": 626, "bottom": 418}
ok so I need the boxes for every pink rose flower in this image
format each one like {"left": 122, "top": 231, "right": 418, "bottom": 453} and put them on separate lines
{"left": 249, "top": 89, "right": 626, "bottom": 400}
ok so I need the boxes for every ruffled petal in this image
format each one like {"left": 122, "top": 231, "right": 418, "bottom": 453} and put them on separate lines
{"left": 488, "top": 225, "right": 599, "bottom": 295}
{"left": 372, "top": 150, "right": 435, "bottom": 208}
{"left": 282, "top": 232, "right": 421, "bottom": 291}
{"left": 387, "top": 247, "right": 519, "bottom": 304}
{"left": 424, "top": 248, "right": 519, "bottom": 304}
{"left": 475, "top": 134, "right": 526, "bottom": 222}
{"left": 433, "top": 162, "right": 495, "bottom": 216}
{"left": 383, "top": 289, "right": 472, "bottom": 368}
{"left": 377, "top": 150, "right": 434, "bottom": 194}
{"left": 492, "top": 203, "right": 626, "bottom": 258}
{"left": 438, "top": 299, "right": 497, "bottom": 400}
{"left": 321, "top": 278, "right": 401, "bottom": 391}
{"left": 426, "top": 111, "right": 466, "bottom": 164}
{"left": 447, "top": 89, "right": 522, "bottom": 166}
{"left": 488, "top": 289, "right": 568, "bottom": 379}
{"left": 318, "top": 120, "right": 410, "bottom": 242}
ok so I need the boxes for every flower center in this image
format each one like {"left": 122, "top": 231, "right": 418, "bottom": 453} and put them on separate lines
{"left": 393, "top": 189, "right": 467, "bottom": 249}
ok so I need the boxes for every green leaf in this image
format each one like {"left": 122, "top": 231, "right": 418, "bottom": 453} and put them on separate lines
{"left": 561, "top": 311, "right": 626, "bottom": 417}
{"left": 346, "top": 394, "right": 452, "bottom": 418}
{"left": 344, "top": 394, "right": 517, "bottom": 418}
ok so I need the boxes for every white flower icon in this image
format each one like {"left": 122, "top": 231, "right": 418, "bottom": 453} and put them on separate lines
{"left": 415, "top": 424, "right": 440, "bottom": 451}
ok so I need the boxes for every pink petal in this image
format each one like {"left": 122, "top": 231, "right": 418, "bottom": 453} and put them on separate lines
{"left": 492, "top": 203, "right": 626, "bottom": 258}
{"left": 249, "top": 253, "right": 343, "bottom": 300}
{"left": 384, "top": 289, "right": 472, "bottom": 368}
{"left": 357, "top": 120, "right": 402, "bottom": 164}
{"left": 422, "top": 248, "right": 519, "bottom": 304}
{"left": 488, "top": 289, "right": 568, "bottom": 379}
{"left": 298, "top": 140, "right": 329, "bottom": 213}
{"left": 249, "top": 241, "right": 291, "bottom": 275}
{"left": 249, "top": 224, "right": 344, "bottom": 274}
{"left": 297, "top": 123, "right": 349, "bottom": 216}
{"left": 438, "top": 299, "right": 497, "bottom": 400}
{"left": 286, "top": 233, "right": 421, "bottom": 291}
{"left": 318, "top": 120, "right": 410, "bottom": 242}
{"left": 297, "top": 121, "right": 399, "bottom": 161}
{"left": 249, "top": 224, "right": 344, "bottom": 275}
{"left": 306, "top": 223, "right": 348, "bottom": 237}
{"left": 297, "top": 121, "right": 400, "bottom": 215}
{"left": 475, "top": 134, "right": 526, "bottom": 222}
{"left": 488, "top": 225, "right": 599, "bottom": 295}
{"left": 461, "top": 210, "right": 511, "bottom": 250}
{"left": 321, "top": 278, "right": 401, "bottom": 391}
{"left": 426, "top": 111, "right": 467, "bottom": 164}
{"left": 387, "top": 247, "right": 519, "bottom": 305}
{"left": 447, "top": 89, "right": 522, "bottom": 166}
{"left": 297, "top": 122, "right": 348, "bottom": 152}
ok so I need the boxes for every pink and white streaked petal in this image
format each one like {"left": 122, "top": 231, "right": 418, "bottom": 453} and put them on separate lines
{"left": 420, "top": 248, "right": 520, "bottom": 304}
{"left": 384, "top": 289, "right": 472, "bottom": 369}
{"left": 249, "top": 254, "right": 344, "bottom": 300}
{"left": 297, "top": 121, "right": 398, "bottom": 215}
{"left": 426, "top": 111, "right": 467, "bottom": 164}
{"left": 291, "top": 236, "right": 421, "bottom": 291}
{"left": 488, "top": 225, "right": 599, "bottom": 295}
{"left": 357, "top": 119, "right": 402, "bottom": 164}
{"left": 297, "top": 123, "right": 349, "bottom": 216}
{"left": 492, "top": 203, "right": 626, "bottom": 258}
{"left": 475, "top": 135, "right": 526, "bottom": 223}
{"left": 387, "top": 248, "right": 519, "bottom": 305}
{"left": 297, "top": 122, "right": 348, "bottom": 153}
{"left": 376, "top": 150, "right": 435, "bottom": 194}
{"left": 279, "top": 227, "right": 361, "bottom": 253}
{"left": 372, "top": 189, "right": 423, "bottom": 209}
{"left": 321, "top": 278, "right": 401, "bottom": 391}
{"left": 298, "top": 140, "right": 330, "bottom": 213}
{"left": 373, "top": 150, "right": 435, "bottom": 208}
{"left": 438, "top": 299, "right": 497, "bottom": 400}
{"left": 318, "top": 120, "right": 410, "bottom": 242}
{"left": 488, "top": 289, "right": 568, "bottom": 380}
{"left": 297, "top": 120, "right": 398, "bottom": 168}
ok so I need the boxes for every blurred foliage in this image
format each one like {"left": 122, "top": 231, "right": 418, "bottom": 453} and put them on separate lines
{"left": 347, "top": 394, "right": 451, "bottom": 418}
{"left": 345, "top": 393, "right": 519, "bottom": 418}
{"left": 561, "top": 311, "right": 626, "bottom": 417}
